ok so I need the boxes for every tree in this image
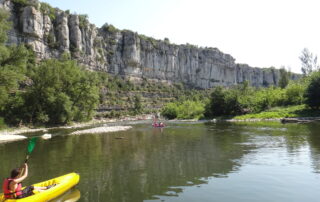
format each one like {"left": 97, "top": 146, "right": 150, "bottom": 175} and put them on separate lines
{"left": 304, "top": 72, "right": 320, "bottom": 109}
{"left": 278, "top": 67, "right": 290, "bottom": 89}
{"left": 300, "top": 48, "right": 319, "bottom": 76}
{"left": 285, "top": 81, "right": 305, "bottom": 105}
{"left": 162, "top": 102, "right": 178, "bottom": 119}
{"left": 24, "top": 58, "right": 100, "bottom": 124}
{"left": 133, "top": 95, "right": 142, "bottom": 114}
{"left": 205, "top": 86, "right": 241, "bottom": 117}
{"left": 205, "top": 87, "right": 225, "bottom": 117}
{"left": 0, "top": 8, "right": 35, "bottom": 116}
{"left": 0, "top": 9, "right": 10, "bottom": 44}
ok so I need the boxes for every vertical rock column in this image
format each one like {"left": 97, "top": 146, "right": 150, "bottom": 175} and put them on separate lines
{"left": 56, "top": 11, "right": 69, "bottom": 52}
{"left": 20, "top": 6, "right": 45, "bottom": 55}
{"left": 68, "top": 15, "right": 82, "bottom": 56}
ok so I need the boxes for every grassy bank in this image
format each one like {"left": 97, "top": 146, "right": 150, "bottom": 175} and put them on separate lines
{"left": 233, "top": 105, "right": 320, "bottom": 120}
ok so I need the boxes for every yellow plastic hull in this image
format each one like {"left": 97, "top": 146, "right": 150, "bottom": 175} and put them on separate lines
{"left": 0, "top": 173, "right": 80, "bottom": 202}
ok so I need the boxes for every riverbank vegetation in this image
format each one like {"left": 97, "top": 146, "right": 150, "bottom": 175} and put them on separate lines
{"left": 162, "top": 68, "right": 320, "bottom": 120}
{"left": 2, "top": 6, "right": 320, "bottom": 130}
{"left": 0, "top": 8, "right": 209, "bottom": 129}
{"left": 0, "top": 10, "right": 97, "bottom": 128}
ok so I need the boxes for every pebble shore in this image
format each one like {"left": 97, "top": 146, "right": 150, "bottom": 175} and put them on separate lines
{"left": 70, "top": 126, "right": 132, "bottom": 135}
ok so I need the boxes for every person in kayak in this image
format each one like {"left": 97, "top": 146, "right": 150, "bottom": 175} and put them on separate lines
{"left": 3, "top": 163, "right": 52, "bottom": 199}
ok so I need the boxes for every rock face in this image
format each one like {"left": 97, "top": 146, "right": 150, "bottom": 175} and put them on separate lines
{"left": 0, "top": 1, "right": 299, "bottom": 88}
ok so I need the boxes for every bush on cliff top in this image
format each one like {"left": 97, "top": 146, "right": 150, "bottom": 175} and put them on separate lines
{"left": 40, "top": 2, "right": 56, "bottom": 21}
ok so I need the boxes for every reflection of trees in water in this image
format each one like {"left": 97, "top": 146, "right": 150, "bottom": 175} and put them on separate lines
{"left": 66, "top": 123, "right": 254, "bottom": 202}
{"left": 233, "top": 122, "right": 320, "bottom": 174}
{"left": 0, "top": 124, "right": 254, "bottom": 202}
{"left": 4, "top": 122, "right": 320, "bottom": 202}
{"left": 0, "top": 140, "right": 27, "bottom": 181}
{"left": 304, "top": 123, "right": 320, "bottom": 173}
{"left": 270, "top": 122, "right": 320, "bottom": 174}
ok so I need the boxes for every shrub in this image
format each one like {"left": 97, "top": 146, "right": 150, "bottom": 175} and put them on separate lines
{"left": 133, "top": 95, "right": 142, "bottom": 114}
{"left": 284, "top": 81, "right": 306, "bottom": 105}
{"left": 162, "top": 103, "right": 178, "bottom": 119}
{"left": 78, "top": 14, "right": 89, "bottom": 29}
{"left": 40, "top": 2, "right": 56, "bottom": 21}
{"left": 23, "top": 58, "right": 100, "bottom": 124}
{"left": 162, "top": 101, "right": 205, "bottom": 120}
{"left": 304, "top": 71, "right": 320, "bottom": 109}
{"left": 176, "top": 100, "right": 205, "bottom": 119}
{"left": 205, "top": 86, "right": 241, "bottom": 117}
{"left": 102, "top": 24, "right": 119, "bottom": 33}
{"left": 0, "top": 117, "right": 7, "bottom": 129}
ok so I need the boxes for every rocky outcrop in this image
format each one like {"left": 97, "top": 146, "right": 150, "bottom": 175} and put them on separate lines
{"left": 0, "top": 0, "right": 299, "bottom": 89}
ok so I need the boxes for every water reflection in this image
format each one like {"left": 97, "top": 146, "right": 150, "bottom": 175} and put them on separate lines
{"left": 74, "top": 123, "right": 255, "bottom": 201}
{"left": 1, "top": 121, "right": 320, "bottom": 202}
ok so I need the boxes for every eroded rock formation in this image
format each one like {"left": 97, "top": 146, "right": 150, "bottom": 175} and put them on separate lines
{"left": 0, "top": 0, "right": 299, "bottom": 88}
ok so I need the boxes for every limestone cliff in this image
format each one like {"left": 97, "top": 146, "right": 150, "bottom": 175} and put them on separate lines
{"left": 0, "top": 0, "right": 299, "bottom": 89}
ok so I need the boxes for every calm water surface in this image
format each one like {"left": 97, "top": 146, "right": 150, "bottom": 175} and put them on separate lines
{"left": 1, "top": 121, "right": 320, "bottom": 202}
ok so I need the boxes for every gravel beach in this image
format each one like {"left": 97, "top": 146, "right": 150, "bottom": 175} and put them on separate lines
{"left": 70, "top": 126, "right": 132, "bottom": 135}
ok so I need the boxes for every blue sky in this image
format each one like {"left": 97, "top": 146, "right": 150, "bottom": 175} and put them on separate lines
{"left": 41, "top": 0, "right": 320, "bottom": 73}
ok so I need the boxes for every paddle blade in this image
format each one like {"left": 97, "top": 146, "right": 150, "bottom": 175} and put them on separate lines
{"left": 27, "top": 137, "right": 37, "bottom": 154}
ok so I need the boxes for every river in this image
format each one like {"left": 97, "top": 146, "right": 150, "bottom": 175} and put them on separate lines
{"left": 1, "top": 121, "right": 320, "bottom": 202}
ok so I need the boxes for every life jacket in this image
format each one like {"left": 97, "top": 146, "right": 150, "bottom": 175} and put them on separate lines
{"left": 2, "top": 178, "right": 22, "bottom": 199}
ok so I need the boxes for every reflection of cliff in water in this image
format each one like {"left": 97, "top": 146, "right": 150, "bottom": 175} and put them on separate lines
{"left": 72, "top": 123, "right": 254, "bottom": 202}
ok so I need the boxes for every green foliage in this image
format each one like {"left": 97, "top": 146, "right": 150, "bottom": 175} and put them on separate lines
{"left": 304, "top": 71, "right": 320, "bottom": 109}
{"left": 0, "top": 117, "right": 6, "bottom": 129}
{"left": 139, "top": 34, "right": 158, "bottom": 47}
{"left": 24, "top": 58, "right": 100, "bottom": 124}
{"left": 12, "top": 0, "right": 31, "bottom": 7}
{"left": 161, "top": 103, "right": 178, "bottom": 119}
{"left": 0, "top": 9, "right": 10, "bottom": 44}
{"left": 234, "top": 105, "right": 320, "bottom": 120}
{"left": 133, "top": 95, "right": 142, "bottom": 114}
{"left": 12, "top": 0, "right": 29, "bottom": 5}
{"left": 79, "top": 14, "right": 89, "bottom": 29}
{"left": 0, "top": 45, "right": 34, "bottom": 112}
{"left": 102, "top": 24, "right": 119, "bottom": 33}
{"left": 40, "top": 2, "right": 56, "bottom": 21}
{"left": 12, "top": 0, "right": 37, "bottom": 14}
{"left": 203, "top": 78, "right": 308, "bottom": 119}
{"left": 245, "top": 87, "right": 285, "bottom": 112}
{"left": 284, "top": 80, "right": 306, "bottom": 105}
{"left": 162, "top": 100, "right": 205, "bottom": 120}
{"left": 205, "top": 86, "right": 241, "bottom": 117}
{"left": 278, "top": 67, "right": 290, "bottom": 88}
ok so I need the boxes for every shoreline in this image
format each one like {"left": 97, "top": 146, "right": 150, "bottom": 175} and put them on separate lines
{"left": 70, "top": 126, "right": 133, "bottom": 135}
{"left": 1, "top": 115, "right": 320, "bottom": 143}
{"left": 0, "top": 114, "right": 153, "bottom": 143}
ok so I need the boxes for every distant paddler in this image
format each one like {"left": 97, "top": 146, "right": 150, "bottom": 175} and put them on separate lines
{"left": 152, "top": 112, "right": 165, "bottom": 127}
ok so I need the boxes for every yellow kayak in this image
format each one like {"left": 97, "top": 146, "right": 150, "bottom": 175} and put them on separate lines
{"left": 0, "top": 173, "right": 80, "bottom": 202}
